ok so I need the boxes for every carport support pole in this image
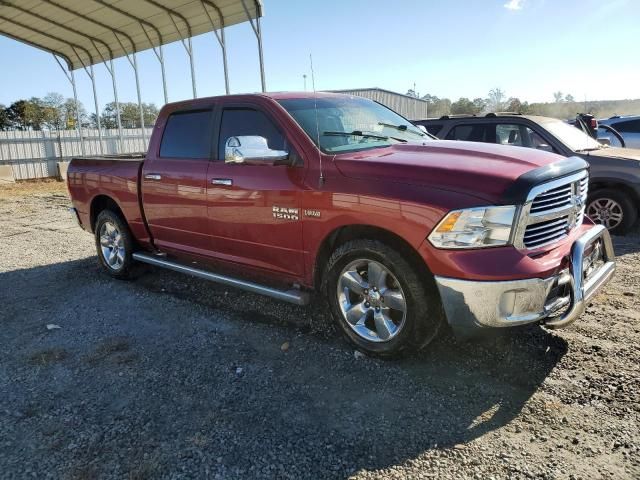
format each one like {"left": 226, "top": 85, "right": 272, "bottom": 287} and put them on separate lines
{"left": 70, "top": 69, "right": 85, "bottom": 156}
{"left": 201, "top": 1, "right": 230, "bottom": 94}
{"left": 256, "top": 15, "right": 266, "bottom": 93}
{"left": 89, "top": 66, "right": 104, "bottom": 155}
{"left": 187, "top": 38, "right": 197, "bottom": 98}
{"left": 108, "top": 60, "right": 124, "bottom": 153}
{"left": 132, "top": 54, "right": 147, "bottom": 145}
{"left": 159, "top": 46, "right": 168, "bottom": 104}
{"left": 220, "top": 29, "right": 230, "bottom": 94}
{"left": 53, "top": 55, "right": 85, "bottom": 155}
{"left": 241, "top": 0, "right": 266, "bottom": 93}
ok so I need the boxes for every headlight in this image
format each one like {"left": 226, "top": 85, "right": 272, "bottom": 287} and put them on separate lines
{"left": 428, "top": 206, "right": 516, "bottom": 249}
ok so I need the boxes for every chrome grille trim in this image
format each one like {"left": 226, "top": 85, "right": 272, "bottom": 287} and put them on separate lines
{"left": 513, "top": 170, "right": 589, "bottom": 250}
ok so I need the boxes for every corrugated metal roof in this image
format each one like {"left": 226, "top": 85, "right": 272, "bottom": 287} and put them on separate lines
{"left": 332, "top": 88, "right": 429, "bottom": 103}
{"left": 332, "top": 88, "right": 428, "bottom": 120}
{"left": 0, "top": 0, "right": 262, "bottom": 70}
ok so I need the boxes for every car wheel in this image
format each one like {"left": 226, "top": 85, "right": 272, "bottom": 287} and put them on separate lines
{"left": 586, "top": 189, "right": 637, "bottom": 235}
{"left": 324, "top": 239, "right": 444, "bottom": 357}
{"left": 94, "top": 209, "right": 136, "bottom": 279}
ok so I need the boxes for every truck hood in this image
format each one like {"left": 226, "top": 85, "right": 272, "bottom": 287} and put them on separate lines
{"left": 333, "top": 141, "right": 566, "bottom": 203}
{"left": 582, "top": 146, "right": 640, "bottom": 161}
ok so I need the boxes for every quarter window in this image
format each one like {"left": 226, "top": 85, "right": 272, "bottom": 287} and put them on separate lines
{"left": 496, "top": 124, "right": 523, "bottom": 146}
{"left": 159, "top": 110, "right": 212, "bottom": 159}
{"left": 422, "top": 123, "right": 443, "bottom": 136}
{"left": 612, "top": 119, "right": 640, "bottom": 133}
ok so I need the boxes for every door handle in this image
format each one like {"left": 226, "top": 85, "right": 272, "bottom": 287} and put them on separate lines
{"left": 211, "top": 178, "right": 233, "bottom": 186}
{"left": 144, "top": 174, "right": 162, "bottom": 181}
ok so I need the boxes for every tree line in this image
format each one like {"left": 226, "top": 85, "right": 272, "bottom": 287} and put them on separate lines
{"left": 0, "top": 93, "right": 159, "bottom": 131}
{"left": 406, "top": 88, "right": 639, "bottom": 120}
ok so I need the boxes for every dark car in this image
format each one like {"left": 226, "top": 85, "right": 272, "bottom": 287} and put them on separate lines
{"left": 414, "top": 113, "right": 640, "bottom": 234}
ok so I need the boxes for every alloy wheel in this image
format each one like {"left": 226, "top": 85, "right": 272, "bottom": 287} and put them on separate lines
{"left": 337, "top": 259, "right": 407, "bottom": 342}
{"left": 587, "top": 198, "right": 624, "bottom": 230}
{"left": 99, "top": 221, "right": 125, "bottom": 270}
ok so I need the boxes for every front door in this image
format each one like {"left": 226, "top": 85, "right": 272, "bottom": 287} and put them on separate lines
{"left": 206, "top": 105, "right": 305, "bottom": 277}
{"left": 141, "top": 108, "right": 213, "bottom": 256}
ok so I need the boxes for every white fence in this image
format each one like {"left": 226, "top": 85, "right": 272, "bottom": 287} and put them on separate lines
{"left": 0, "top": 128, "right": 152, "bottom": 180}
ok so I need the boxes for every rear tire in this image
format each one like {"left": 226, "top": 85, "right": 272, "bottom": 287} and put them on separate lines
{"left": 324, "top": 239, "right": 444, "bottom": 358}
{"left": 586, "top": 189, "right": 637, "bottom": 235}
{"left": 94, "top": 209, "right": 136, "bottom": 279}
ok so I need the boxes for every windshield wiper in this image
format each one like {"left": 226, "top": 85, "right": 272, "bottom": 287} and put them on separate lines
{"left": 575, "top": 147, "right": 602, "bottom": 153}
{"left": 378, "top": 122, "right": 424, "bottom": 137}
{"left": 322, "top": 130, "right": 407, "bottom": 143}
{"left": 323, "top": 130, "right": 388, "bottom": 140}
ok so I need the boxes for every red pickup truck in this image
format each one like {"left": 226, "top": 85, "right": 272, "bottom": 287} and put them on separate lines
{"left": 67, "top": 92, "right": 616, "bottom": 356}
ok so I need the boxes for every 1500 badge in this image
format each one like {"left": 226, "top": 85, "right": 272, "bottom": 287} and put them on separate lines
{"left": 272, "top": 206, "right": 299, "bottom": 220}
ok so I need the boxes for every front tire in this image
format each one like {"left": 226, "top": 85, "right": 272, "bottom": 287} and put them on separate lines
{"left": 94, "top": 209, "right": 135, "bottom": 279}
{"left": 586, "top": 189, "right": 637, "bottom": 235}
{"left": 324, "top": 239, "right": 444, "bottom": 357}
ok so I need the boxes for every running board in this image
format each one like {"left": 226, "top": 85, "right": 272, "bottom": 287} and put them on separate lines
{"left": 132, "top": 252, "right": 311, "bottom": 306}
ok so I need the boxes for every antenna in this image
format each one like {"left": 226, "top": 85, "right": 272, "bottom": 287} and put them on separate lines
{"left": 310, "top": 53, "right": 324, "bottom": 187}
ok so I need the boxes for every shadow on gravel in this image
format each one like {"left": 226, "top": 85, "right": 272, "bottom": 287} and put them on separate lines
{"left": 0, "top": 259, "right": 568, "bottom": 478}
{"left": 611, "top": 230, "right": 640, "bottom": 257}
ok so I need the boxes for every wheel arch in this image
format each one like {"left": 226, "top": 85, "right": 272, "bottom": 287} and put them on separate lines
{"left": 313, "top": 224, "right": 431, "bottom": 290}
{"left": 589, "top": 179, "right": 640, "bottom": 206}
{"left": 89, "top": 195, "right": 126, "bottom": 232}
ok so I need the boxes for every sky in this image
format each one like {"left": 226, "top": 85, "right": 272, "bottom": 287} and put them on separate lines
{"left": 0, "top": 0, "right": 638, "bottom": 111}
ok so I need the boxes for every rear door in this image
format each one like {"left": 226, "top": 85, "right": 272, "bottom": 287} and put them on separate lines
{"left": 141, "top": 108, "right": 214, "bottom": 256}
{"left": 205, "top": 102, "right": 306, "bottom": 277}
{"left": 611, "top": 119, "right": 640, "bottom": 148}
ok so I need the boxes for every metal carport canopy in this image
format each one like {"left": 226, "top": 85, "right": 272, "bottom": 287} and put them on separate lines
{"left": 0, "top": 0, "right": 262, "bottom": 71}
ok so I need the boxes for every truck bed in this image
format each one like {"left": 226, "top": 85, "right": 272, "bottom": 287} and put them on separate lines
{"left": 67, "top": 153, "right": 150, "bottom": 244}
{"left": 71, "top": 152, "right": 146, "bottom": 162}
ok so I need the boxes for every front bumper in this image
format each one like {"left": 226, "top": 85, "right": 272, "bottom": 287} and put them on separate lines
{"left": 434, "top": 225, "right": 616, "bottom": 334}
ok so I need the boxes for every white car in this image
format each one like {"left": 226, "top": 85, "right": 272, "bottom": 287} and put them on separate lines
{"left": 598, "top": 116, "right": 640, "bottom": 148}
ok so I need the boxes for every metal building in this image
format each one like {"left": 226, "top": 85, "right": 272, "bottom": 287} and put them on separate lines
{"left": 331, "top": 88, "right": 428, "bottom": 120}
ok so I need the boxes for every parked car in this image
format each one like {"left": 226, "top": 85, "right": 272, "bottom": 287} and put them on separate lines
{"left": 598, "top": 115, "right": 640, "bottom": 148}
{"left": 414, "top": 114, "right": 640, "bottom": 234}
{"left": 67, "top": 93, "right": 615, "bottom": 356}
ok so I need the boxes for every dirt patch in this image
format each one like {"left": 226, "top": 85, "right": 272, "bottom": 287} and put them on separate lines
{"left": 84, "top": 337, "right": 132, "bottom": 365}
{"left": 28, "top": 347, "right": 69, "bottom": 366}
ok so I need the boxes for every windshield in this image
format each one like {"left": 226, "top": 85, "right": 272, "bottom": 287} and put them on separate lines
{"left": 543, "top": 119, "right": 603, "bottom": 152}
{"left": 278, "top": 96, "right": 429, "bottom": 153}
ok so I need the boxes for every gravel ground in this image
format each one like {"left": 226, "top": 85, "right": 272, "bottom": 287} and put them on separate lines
{"left": 0, "top": 181, "right": 638, "bottom": 480}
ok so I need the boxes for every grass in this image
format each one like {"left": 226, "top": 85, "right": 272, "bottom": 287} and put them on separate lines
{"left": 0, "top": 179, "right": 68, "bottom": 200}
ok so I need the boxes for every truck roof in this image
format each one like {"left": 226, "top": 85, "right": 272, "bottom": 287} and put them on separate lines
{"left": 415, "top": 114, "right": 558, "bottom": 124}
{"left": 160, "top": 91, "right": 359, "bottom": 110}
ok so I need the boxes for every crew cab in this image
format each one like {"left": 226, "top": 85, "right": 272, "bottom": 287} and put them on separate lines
{"left": 67, "top": 93, "right": 616, "bottom": 356}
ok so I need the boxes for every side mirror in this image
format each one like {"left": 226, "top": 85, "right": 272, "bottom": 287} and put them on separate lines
{"left": 597, "top": 137, "right": 611, "bottom": 146}
{"left": 225, "top": 136, "right": 289, "bottom": 165}
{"left": 536, "top": 144, "right": 554, "bottom": 153}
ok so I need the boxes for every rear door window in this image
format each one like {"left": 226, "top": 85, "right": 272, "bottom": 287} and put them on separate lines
{"left": 445, "top": 124, "right": 496, "bottom": 143}
{"left": 159, "top": 110, "right": 212, "bottom": 158}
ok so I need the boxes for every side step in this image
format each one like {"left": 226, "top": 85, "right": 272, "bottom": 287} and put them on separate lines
{"left": 132, "top": 252, "right": 311, "bottom": 306}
